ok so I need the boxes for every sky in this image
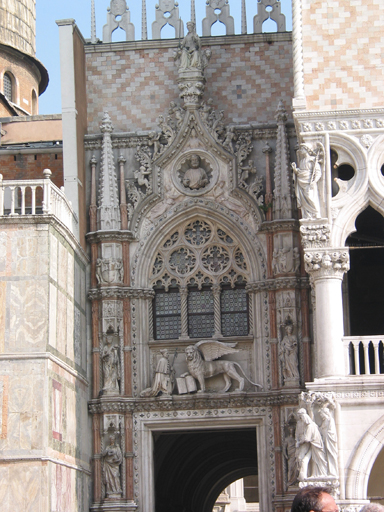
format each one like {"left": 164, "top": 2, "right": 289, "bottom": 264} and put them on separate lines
{"left": 36, "top": 0, "right": 292, "bottom": 115}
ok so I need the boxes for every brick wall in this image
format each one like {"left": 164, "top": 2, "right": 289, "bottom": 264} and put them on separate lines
{"left": 302, "top": 0, "right": 384, "bottom": 110}
{"left": 0, "top": 48, "right": 40, "bottom": 115}
{"left": 0, "top": 152, "right": 63, "bottom": 187}
{"left": 85, "top": 33, "right": 294, "bottom": 134}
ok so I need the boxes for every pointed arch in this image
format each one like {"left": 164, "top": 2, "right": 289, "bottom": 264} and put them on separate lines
{"left": 133, "top": 201, "right": 266, "bottom": 288}
{"left": 345, "top": 414, "right": 384, "bottom": 499}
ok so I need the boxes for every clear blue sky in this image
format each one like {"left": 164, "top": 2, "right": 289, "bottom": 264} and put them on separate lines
{"left": 36, "top": 0, "right": 292, "bottom": 115}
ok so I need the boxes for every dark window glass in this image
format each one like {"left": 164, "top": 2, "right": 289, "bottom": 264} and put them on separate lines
{"left": 3, "top": 73, "right": 12, "bottom": 101}
{"left": 188, "top": 286, "right": 214, "bottom": 338}
{"left": 221, "top": 285, "right": 248, "bottom": 336}
{"left": 154, "top": 288, "right": 181, "bottom": 340}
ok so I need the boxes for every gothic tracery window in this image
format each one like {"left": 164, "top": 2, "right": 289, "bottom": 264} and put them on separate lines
{"left": 151, "top": 219, "right": 250, "bottom": 340}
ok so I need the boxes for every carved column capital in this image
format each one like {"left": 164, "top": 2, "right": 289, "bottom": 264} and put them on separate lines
{"left": 300, "top": 219, "right": 331, "bottom": 249}
{"left": 304, "top": 248, "right": 349, "bottom": 280}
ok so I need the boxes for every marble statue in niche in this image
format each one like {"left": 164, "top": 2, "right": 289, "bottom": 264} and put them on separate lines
{"left": 181, "top": 340, "right": 262, "bottom": 393}
{"left": 102, "top": 334, "right": 120, "bottom": 395}
{"left": 292, "top": 142, "right": 324, "bottom": 219}
{"left": 278, "top": 317, "right": 300, "bottom": 384}
{"left": 319, "top": 407, "right": 339, "bottom": 477}
{"left": 102, "top": 434, "right": 123, "bottom": 498}
{"left": 182, "top": 154, "right": 209, "bottom": 190}
{"left": 284, "top": 423, "right": 298, "bottom": 487}
{"left": 295, "top": 407, "right": 327, "bottom": 481}
{"left": 140, "top": 349, "right": 175, "bottom": 397}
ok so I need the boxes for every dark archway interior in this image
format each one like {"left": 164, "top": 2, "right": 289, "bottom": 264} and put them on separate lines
{"left": 346, "top": 206, "right": 384, "bottom": 335}
{"left": 154, "top": 428, "right": 258, "bottom": 512}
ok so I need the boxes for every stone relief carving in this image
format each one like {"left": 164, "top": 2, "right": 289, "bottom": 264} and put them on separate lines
{"left": 182, "top": 154, "right": 209, "bottom": 190}
{"left": 96, "top": 258, "right": 124, "bottom": 285}
{"left": 292, "top": 142, "right": 324, "bottom": 219}
{"left": 296, "top": 392, "right": 339, "bottom": 486}
{"left": 181, "top": 340, "right": 262, "bottom": 393}
{"left": 272, "top": 247, "right": 300, "bottom": 274}
{"left": 300, "top": 222, "right": 330, "bottom": 249}
{"left": 278, "top": 316, "right": 300, "bottom": 385}
{"left": 101, "top": 333, "right": 121, "bottom": 395}
{"left": 102, "top": 433, "right": 123, "bottom": 498}
{"left": 140, "top": 349, "right": 176, "bottom": 397}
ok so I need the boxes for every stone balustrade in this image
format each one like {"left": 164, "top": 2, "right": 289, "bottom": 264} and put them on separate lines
{"left": 0, "top": 169, "right": 77, "bottom": 234}
{"left": 343, "top": 335, "right": 384, "bottom": 375}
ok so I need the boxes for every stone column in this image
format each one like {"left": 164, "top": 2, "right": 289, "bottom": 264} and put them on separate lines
{"left": 304, "top": 248, "right": 349, "bottom": 378}
{"left": 212, "top": 283, "right": 222, "bottom": 338}
{"left": 180, "top": 285, "right": 189, "bottom": 339}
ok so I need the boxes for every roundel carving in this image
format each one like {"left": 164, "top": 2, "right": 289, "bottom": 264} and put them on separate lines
{"left": 172, "top": 151, "right": 219, "bottom": 197}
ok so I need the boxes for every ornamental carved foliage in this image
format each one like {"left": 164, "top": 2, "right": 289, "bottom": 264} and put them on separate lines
{"left": 150, "top": 219, "right": 249, "bottom": 288}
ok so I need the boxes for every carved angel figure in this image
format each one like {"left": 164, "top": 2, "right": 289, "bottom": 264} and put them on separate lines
{"left": 181, "top": 340, "right": 262, "bottom": 393}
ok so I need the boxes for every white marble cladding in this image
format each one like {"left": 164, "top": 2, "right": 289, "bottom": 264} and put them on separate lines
{"left": 294, "top": 108, "right": 384, "bottom": 136}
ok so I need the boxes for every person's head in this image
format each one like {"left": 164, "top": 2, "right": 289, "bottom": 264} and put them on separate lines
{"left": 186, "top": 21, "right": 195, "bottom": 32}
{"left": 190, "top": 154, "right": 200, "bottom": 168}
{"left": 160, "top": 349, "right": 169, "bottom": 358}
{"left": 360, "top": 504, "right": 384, "bottom": 512}
{"left": 291, "top": 486, "right": 337, "bottom": 512}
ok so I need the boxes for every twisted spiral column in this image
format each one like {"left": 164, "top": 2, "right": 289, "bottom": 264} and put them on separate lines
{"left": 212, "top": 284, "right": 222, "bottom": 338}
{"left": 292, "top": 0, "right": 306, "bottom": 109}
{"left": 180, "top": 286, "right": 189, "bottom": 339}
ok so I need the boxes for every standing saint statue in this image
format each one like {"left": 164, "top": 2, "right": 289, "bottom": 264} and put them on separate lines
{"left": 319, "top": 407, "right": 339, "bottom": 477}
{"left": 291, "top": 142, "right": 324, "bottom": 219}
{"left": 102, "top": 334, "right": 120, "bottom": 395}
{"left": 284, "top": 425, "right": 298, "bottom": 487}
{"left": 279, "top": 320, "right": 300, "bottom": 383}
{"left": 102, "top": 434, "right": 123, "bottom": 497}
{"left": 295, "top": 408, "right": 328, "bottom": 481}
{"left": 140, "top": 349, "right": 174, "bottom": 397}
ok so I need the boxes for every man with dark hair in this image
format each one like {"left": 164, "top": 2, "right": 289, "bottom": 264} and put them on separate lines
{"left": 291, "top": 486, "right": 338, "bottom": 512}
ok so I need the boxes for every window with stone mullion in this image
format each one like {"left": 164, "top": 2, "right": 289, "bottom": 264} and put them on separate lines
{"left": 153, "top": 287, "right": 181, "bottom": 340}
{"left": 220, "top": 284, "right": 249, "bottom": 336}
{"left": 187, "top": 285, "right": 215, "bottom": 338}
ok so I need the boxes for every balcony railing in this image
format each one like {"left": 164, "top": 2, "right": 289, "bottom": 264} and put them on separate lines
{"left": 0, "top": 169, "right": 77, "bottom": 234}
{"left": 343, "top": 336, "right": 384, "bottom": 375}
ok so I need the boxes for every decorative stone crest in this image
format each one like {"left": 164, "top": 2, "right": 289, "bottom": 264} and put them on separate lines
{"left": 102, "top": 0, "right": 135, "bottom": 42}
{"left": 152, "top": 0, "right": 183, "bottom": 39}
{"left": 96, "top": 258, "right": 124, "bottom": 285}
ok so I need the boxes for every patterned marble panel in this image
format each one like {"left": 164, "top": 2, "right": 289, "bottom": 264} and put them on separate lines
{"left": 8, "top": 280, "right": 48, "bottom": 352}
{"left": 66, "top": 298, "right": 74, "bottom": 361}
{"left": 49, "top": 232, "right": 58, "bottom": 282}
{"left": 56, "top": 290, "right": 67, "bottom": 356}
{"left": 14, "top": 230, "right": 49, "bottom": 277}
{"left": 67, "top": 251, "right": 74, "bottom": 300}
{"left": 48, "top": 283, "right": 57, "bottom": 350}
{"left": 0, "top": 231, "right": 7, "bottom": 273}
{"left": 57, "top": 242, "right": 68, "bottom": 292}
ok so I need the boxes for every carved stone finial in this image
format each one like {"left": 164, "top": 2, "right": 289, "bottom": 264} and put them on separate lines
{"left": 254, "top": 0, "right": 286, "bottom": 33}
{"left": 103, "top": 0, "right": 135, "bottom": 43}
{"left": 152, "top": 0, "right": 183, "bottom": 39}
{"left": 202, "top": 0, "right": 235, "bottom": 36}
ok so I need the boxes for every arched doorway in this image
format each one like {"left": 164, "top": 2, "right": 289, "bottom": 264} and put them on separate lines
{"left": 368, "top": 446, "right": 384, "bottom": 504}
{"left": 154, "top": 428, "right": 258, "bottom": 512}
{"left": 344, "top": 206, "right": 384, "bottom": 336}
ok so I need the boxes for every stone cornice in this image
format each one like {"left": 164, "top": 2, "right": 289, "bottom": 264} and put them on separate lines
{"left": 88, "top": 287, "right": 155, "bottom": 300}
{"left": 88, "top": 390, "right": 301, "bottom": 414}
{"left": 259, "top": 219, "right": 300, "bottom": 233}
{"left": 86, "top": 230, "right": 136, "bottom": 243}
{"left": 246, "top": 276, "right": 309, "bottom": 292}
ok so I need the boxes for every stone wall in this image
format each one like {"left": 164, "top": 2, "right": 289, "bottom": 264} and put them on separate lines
{"left": 0, "top": 220, "right": 90, "bottom": 512}
{"left": 302, "top": 0, "right": 384, "bottom": 110}
{"left": 85, "top": 33, "right": 293, "bottom": 134}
